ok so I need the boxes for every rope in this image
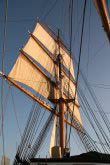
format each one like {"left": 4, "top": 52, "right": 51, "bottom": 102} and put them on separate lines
{"left": 63, "top": 68, "right": 108, "bottom": 152}
{"left": 27, "top": 113, "right": 54, "bottom": 161}
{"left": 78, "top": 88, "right": 109, "bottom": 153}
{"left": 0, "top": 86, "right": 11, "bottom": 136}
{"left": 10, "top": 89, "right": 22, "bottom": 138}
{"left": 73, "top": 50, "right": 110, "bottom": 142}
{"left": 78, "top": 86, "right": 110, "bottom": 152}
{"left": 22, "top": 108, "right": 45, "bottom": 160}
{"left": 86, "top": 0, "right": 91, "bottom": 80}
{"left": 66, "top": 0, "right": 73, "bottom": 148}
{"left": 42, "top": 0, "right": 58, "bottom": 21}
{"left": 1, "top": 0, "right": 8, "bottom": 164}
{"left": 67, "top": 0, "right": 87, "bottom": 145}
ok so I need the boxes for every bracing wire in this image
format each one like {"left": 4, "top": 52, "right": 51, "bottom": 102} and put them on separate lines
{"left": 66, "top": 0, "right": 73, "bottom": 149}
{"left": 10, "top": 89, "right": 22, "bottom": 138}
{"left": 78, "top": 86, "right": 110, "bottom": 152}
{"left": 78, "top": 89, "right": 109, "bottom": 153}
{"left": 64, "top": 42, "right": 110, "bottom": 152}
{"left": 71, "top": 129, "right": 85, "bottom": 153}
{"left": 1, "top": 0, "right": 8, "bottom": 164}
{"left": 17, "top": 104, "right": 40, "bottom": 156}
{"left": 24, "top": 110, "right": 46, "bottom": 160}
{"left": 13, "top": 103, "right": 41, "bottom": 163}
{"left": 42, "top": 0, "right": 58, "bottom": 21}
{"left": 64, "top": 49, "right": 110, "bottom": 153}
{"left": 13, "top": 81, "right": 51, "bottom": 163}
{"left": 49, "top": 17, "right": 108, "bottom": 152}
{"left": 64, "top": 71, "right": 110, "bottom": 153}
{"left": 21, "top": 105, "right": 45, "bottom": 160}
{"left": 27, "top": 113, "right": 54, "bottom": 160}
{"left": 66, "top": 103, "right": 100, "bottom": 152}
{"left": 0, "top": 86, "right": 11, "bottom": 136}
{"left": 67, "top": 0, "right": 87, "bottom": 145}
{"left": 86, "top": 0, "right": 91, "bottom": 80}
{"left": 20, "top": 105, "right": 41, "bottom": 160}
{"left": 12, "top": 30, "right": 55, "bottom": 163}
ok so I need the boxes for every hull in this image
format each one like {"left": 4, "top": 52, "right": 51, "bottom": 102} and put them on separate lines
{"left": 30, "top": 151, "right": 110, "bottom": 165}
{"left": 30, "top": 163, "right": 108, "bottom": 165}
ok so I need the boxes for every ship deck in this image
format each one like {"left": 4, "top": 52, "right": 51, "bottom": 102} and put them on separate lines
{"left": 30, "top": 151, "right": 110, "bottom": 164}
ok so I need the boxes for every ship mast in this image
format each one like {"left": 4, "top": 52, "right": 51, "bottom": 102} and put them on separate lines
{"left": 94, "top": 0, "right": 110, "bottom": 41}
{"left": 57, "top": 29, "right": 65, "bottom": 156}
{"left": 0, "top": 22, "right": 85, "bottom": 161}
{"left": 0, "top": 21, "right": 100, "bottom": 162}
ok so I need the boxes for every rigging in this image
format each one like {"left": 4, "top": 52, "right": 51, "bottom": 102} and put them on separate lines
{"left": 67, "top": 0, "right": 87, "bottom": 145}
{"left": 1, "top": 0, "right": 8, "bottom": 165}
{"left": 66, "top": 0, "right": 73, "bottom": 149}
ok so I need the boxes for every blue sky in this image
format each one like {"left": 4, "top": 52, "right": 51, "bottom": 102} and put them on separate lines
{"left": 0, "top": 0, "right": 110, "bottom": 163}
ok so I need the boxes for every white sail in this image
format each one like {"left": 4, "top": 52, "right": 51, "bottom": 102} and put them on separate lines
{"left": 8, "top": 53, "right": 54, "bottom": 98}
{"left": 33, "top": 23, "right": 75, "bottom": 78}
{"left": 8, "top": 22, "right": 81, "bottom": 123}
{"left": 49, "top": 116, "right": 56, "bottom": 157}
{"left": 61, "top": 47, "right": 75, "bottom": 79}
{"left": 63, "top": 73, "right": 76, "bottom": 98}
{"left": 68, "top": 103, "right": 82, "bottom": 124}
{"left": 63, "top": 93, "right": 81, "bottom": 123}
{"left": 23, "top": 36, "right": 56, "bottom": 77}
{"left": 33, "top": 23, "right": 57, "bottom": 56}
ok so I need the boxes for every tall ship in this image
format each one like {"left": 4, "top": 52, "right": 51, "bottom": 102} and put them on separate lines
{"left": 0, "top": 0, "right": 110, "bottom": 164}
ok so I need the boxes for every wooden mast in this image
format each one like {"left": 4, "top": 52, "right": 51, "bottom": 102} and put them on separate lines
{"left": 0, "top": 23, "right": 80, "bottom": 158}
{"left": 0, "top": 71, "right": 82, "bottom": 132}
{"left": 57, "top": 29, "right": 65, "bottom": 156}
{"left": 57, "top": 29, "right": 75, "bottom": 157}
{"left": 93, "top": 0, "right": 110, "bottom": 41}
{"left": 58, "top": 53, "right": 65, "bottom": 156}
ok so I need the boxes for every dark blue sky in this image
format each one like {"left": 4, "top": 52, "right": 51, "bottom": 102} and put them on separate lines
{"left": 0, "top": 0, "right": 110, "bottom": 162}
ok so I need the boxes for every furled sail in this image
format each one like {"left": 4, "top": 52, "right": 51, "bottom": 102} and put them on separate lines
{"left": 49, "top": 116, "right": 56, "bottom": 157}
{"left": 8, "top": 22, "right": 81, "bottom": 123}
